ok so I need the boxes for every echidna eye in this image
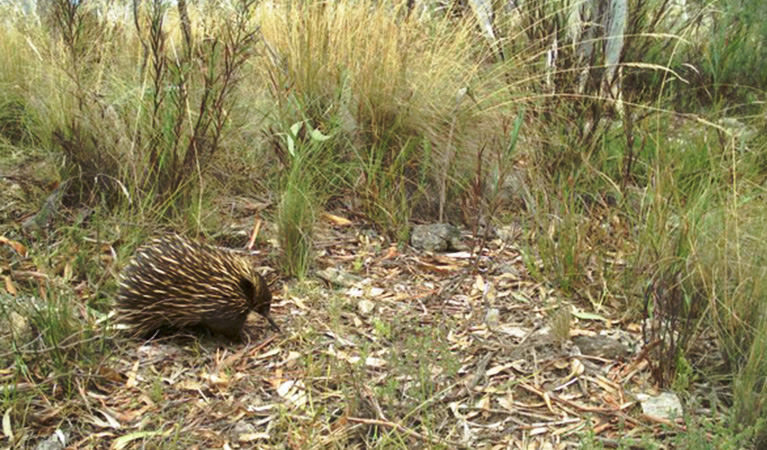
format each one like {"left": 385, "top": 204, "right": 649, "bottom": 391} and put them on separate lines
{"left": 238, "top": 278, "right": 257, "bottom": 307}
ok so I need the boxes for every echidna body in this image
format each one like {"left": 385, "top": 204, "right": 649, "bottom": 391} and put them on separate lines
{"left": 116, "top": 235, "right": 277, "bottom": 339}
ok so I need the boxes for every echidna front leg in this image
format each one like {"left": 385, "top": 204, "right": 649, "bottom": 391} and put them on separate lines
{"left": 201, "top": 313, "right": 248, "bottom": 340}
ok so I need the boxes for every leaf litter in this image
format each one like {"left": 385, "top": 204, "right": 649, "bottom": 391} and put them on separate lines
{"left": 0, "top": 219, "right": 693, "bottom": 449}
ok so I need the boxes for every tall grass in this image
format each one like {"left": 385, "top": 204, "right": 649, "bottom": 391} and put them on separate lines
{"left": 256, "top": 0, "right": 492, "bottom": 226}
{"left": 483, "top": 0, "right": 767, "bottom": 441}
{"left": 274, "top": 120, "right": 335, "bottom": 278}
{"left": 1, "top": 0, "right": 262, "bottom": 219}
{"left": 693, "top": 198, "right": 767, "bottom": 441}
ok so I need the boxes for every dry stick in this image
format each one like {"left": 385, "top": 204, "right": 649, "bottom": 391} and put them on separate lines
{"left": 0, "top": 333, "right": 108, "bottom": 359}
{"left": 247, "top": 217, "right": 262, "bottom": 250}
{"left": 523, "top": 384, "right": 673, "bottom": 435}
{"left": 596, "top": 437, "right": 649, "bottom": 450}
{"left": 308, "top": 423, "right": 364, "bottom": 450}
{"left": 0, "top": 383, "right": 34, "bottom": 394}
{"left": 449, "top": 351, "right": 494, "bottom": 401}
{"left": 621, "top": 339, "right": 660, "bottom": 382}
{"left": 371, "top": 381, "right": 462, "bottom": 444}
{"left": 245, "top": 335, "right": 278, "bottom": 359}
{"left": 468, "top": 407, "right": 532, "bottom": 427}
{"left": 347, "top": 417, "right": 472, "bottom": 449}
{"left": 466, "top": 351, "right": 494, "bottom": 391}
{"left": 520, "top": 382, "right": 557, "bottom": 415}
{"left": 403, "top": 378, "right": 462, "bottom": 420}
{"left": 9, "top": 270, "right": 50, "bottom": 280}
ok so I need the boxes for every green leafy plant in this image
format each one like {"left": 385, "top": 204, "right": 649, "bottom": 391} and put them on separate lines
{"left": 276, "top": 121, "right": 333, "bottom": 278}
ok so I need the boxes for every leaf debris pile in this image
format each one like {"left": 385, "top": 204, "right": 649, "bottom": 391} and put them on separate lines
{"left": 0, "top": 220, "right": 703, "bottom": 449}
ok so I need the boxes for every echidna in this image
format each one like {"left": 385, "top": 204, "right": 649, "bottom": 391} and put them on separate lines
{"left": 116, "top": 234, "right": 278, "bottom": 339}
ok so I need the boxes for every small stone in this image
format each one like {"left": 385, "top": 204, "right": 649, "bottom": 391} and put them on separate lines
{"left": 485, "top": 308, "right": 500, "bottom": 327}
{"left": 411, "top": 223, "right": 462, "bottom": 252}
{"left": 137, "top": 343, "right": 184, "bottom": 360}
{"left": 718, "top": 117, "right": 758, "bottom": 141}
{"left": 230, "top": 421, "right": 257, "bottom": 442}
{"left": 35, "top": 430, "right": 68, "bottom": 450}
{"left": 496, "top": 223, "right": 522, "bottom": 242}
{"left": 573, "top": 335, "right": 630, "bottom": 359}
{"left": 369, "top": 287, "right": 384, "bottom": 297}
{"left": 316, "top": 267, "right": 363, "bottom": 287}
{"left": 0, "top": 311, "right": 31, "bottom": 340}
{"left": 496, "top": 324, "right": 529, "bottom": 338}
{"left": 347, "top": 287, "right": 364, "bottom": 298}
{"left": 357, "top": 299, "right": 375, "bottom": 316}
{"left": 638, "top": 392, "right": 682, "bottom": 419}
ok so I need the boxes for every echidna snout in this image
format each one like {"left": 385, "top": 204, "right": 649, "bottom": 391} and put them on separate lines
{"left": 116, "top": 234, "right": 280, "bottom": 339}
{"left": 239, "top": 276, "right": 279, "bottom": 331}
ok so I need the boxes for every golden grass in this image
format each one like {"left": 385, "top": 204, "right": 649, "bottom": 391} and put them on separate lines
{"left": 254, "top": 0, "right": 491, "bottom": 148}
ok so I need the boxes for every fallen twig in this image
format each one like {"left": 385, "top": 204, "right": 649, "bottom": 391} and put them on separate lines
{"left": 347, "top": 417, "right": 472, "bottom": 449}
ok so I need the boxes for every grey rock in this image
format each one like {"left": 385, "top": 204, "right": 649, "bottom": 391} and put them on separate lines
{"left": 496, "top": 223, "right": 522, "bottom": 243}
{"left": 0, "top": 311, "right": 31, "bottom": 338}
{"left": 485, "top": 308, "right": 500, "bottom": 327}
{"left": 316, "top": 267, "right": 363, "bottom": 287}
{"left": 638, "top": 392, "right": 682, "bottom": 419}
{"left": 0, "top": 297, "right": 34, "bottom": 344}
{"left": 23, "top": 181, "right": 69, "bottom": 230}
{"left": 357, "top": 299, "right": 376, "bottom": 316}
{"left": 231, "top": 421, "right": 257, "bottom": 441}
{"left": 411, "top": 223, "right": 462, "bottom": 252}
{"left": 35, "top": 430, "right": 68, "bottom": 450}
{"left": 573, "top": 335, "right": 630, "bottom": 359}
{"left": 719, "top": 117, "right": 758, "bottom": 142}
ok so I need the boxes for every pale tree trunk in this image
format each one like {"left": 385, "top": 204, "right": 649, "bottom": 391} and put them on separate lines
{"left": 601, "top": 0, "right": 627, "bottom": 106}
{"left": 467, "top": 0, "right": 503, "bottom": 61}
{"left": 571, "top": 0, "right": 602, "bottom": 94}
